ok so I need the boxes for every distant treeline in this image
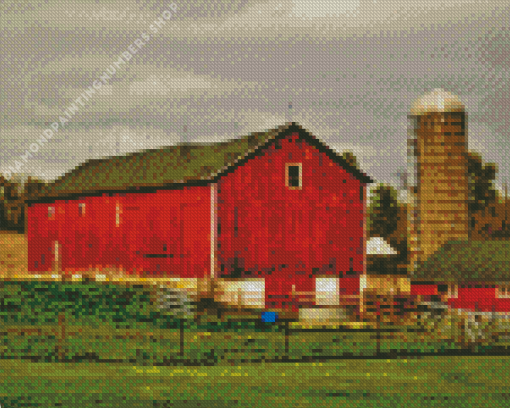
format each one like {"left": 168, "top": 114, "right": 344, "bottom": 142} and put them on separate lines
{"left": 366, "top": 149, "right": 510, "bottom": 274}
{"left": 0, "top": 175, "right": 46, "bottom": 233}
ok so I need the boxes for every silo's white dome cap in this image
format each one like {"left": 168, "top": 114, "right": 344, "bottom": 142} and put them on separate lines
{"left": 410, "top": 88, "right": 465, "bottom": 116}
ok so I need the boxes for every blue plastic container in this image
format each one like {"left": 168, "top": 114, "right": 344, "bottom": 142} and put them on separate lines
{"left": 261, "top": 312, "right": 278, "bottom": 323}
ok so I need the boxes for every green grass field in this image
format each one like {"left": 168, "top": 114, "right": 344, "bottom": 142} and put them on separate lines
{"left": 2, "top": 280, "right": 510, "bottom": 407}
{"left": 2, "top": 356, "right": 510, "bottom": 407}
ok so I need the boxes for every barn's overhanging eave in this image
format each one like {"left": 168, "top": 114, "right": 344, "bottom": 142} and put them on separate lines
{"left": 26, "top": 180, "right": 216, "bottom": 205}
{"left": 28, "top": 122, "right": 373, "bottom": 204}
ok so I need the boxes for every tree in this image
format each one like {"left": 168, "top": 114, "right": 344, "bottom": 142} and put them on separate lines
{"left": 367, "top": 183, "right": 399, "bottom": 239}
{"left": 0, "top": 174, "right": 7, "bottom": 230}
{"left": 467, "top": 150, "right": 502, "bottom": 239}
{"left": 387, "top": 201, "right": 411, "bottom": 268}
{"left": 467, "top": 150, "right": 498, "bottom": 214}
{"left": 366, "top": 184, "right": 410, "bottom": 274}
{"left": 491, "top": 181, "right": 510, "bottom": 238}
{"left": 0, "top": 175, "right": 22, "bottom": 231}
{"left": 0, "top": 174, "right": 46, "bottom": 233}
{"left": 470, "top": 185, "right": 510, "bottom": 240}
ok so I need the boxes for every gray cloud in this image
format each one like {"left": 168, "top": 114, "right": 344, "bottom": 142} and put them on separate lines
{"left": 0, "top": 0, "right": 508, "bottom": 197}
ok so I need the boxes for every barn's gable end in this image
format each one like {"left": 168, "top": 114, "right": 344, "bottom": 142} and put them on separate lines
{"left": 215, "top": 131, "right": 368, "bottom": 310}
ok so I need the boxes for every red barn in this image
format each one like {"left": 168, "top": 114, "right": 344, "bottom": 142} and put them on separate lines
{"left": 26, "top": 123, "right": 373, "bottom": 312}
{"left": 410, "top": 240, "right": 510, "bottom": 314}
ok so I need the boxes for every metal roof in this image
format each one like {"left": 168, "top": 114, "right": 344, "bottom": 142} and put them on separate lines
{"left": 31, "top": 122, "right": 373, "bottom": 203}
{"left": 411, "top": 239, "right": 510, "bottom": 283}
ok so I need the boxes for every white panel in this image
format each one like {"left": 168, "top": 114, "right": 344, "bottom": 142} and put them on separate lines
{"left": 215, "top": 280, "right": 265, "bottom": 308}
{"left": 315, "top": 278, "right": 339, "bottom": 306}
{"left": 360, "top": 275, "right": 367, "bottom": 292}
{"left": 299, "top": 308, "right": 347, "bottom": 323}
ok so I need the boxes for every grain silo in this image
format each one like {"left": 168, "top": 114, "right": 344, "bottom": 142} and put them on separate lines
{"left": 407, "top": 89, "right": 469, "bottom": 274}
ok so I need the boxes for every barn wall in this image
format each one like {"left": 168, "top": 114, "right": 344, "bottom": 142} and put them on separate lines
{"left": 447, "top": 285, "right": 510, "bottom": 313}
{"left": 216, "top": 131, "right": 365, "bottom": 310}
{"left": 29, "top": 186, "right": 210, "bottom": 279}
{"left": 90, "top": 194, "right": 120, "bottom": 271}
{"left": 89, "top": 188, "right": 211, "bottom": 278}
{"left": 410, "top": 282, "right": 510, "bottom": 313}
{"left": 410, "top": 284, "right": 438, "bottom": 296}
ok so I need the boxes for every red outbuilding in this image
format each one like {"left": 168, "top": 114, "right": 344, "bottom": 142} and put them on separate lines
{"left": 410, "top": 240, "right": 510, "bottom": 313}
{"left": 26, "top": 123, "right": 373, "bottom": 312}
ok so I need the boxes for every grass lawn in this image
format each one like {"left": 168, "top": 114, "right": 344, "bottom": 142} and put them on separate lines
{"left": 2, "top": 232, "right": 510, "bottom": 406}
{"left": 1, "top": 356, "right": 510, "bottom": 407}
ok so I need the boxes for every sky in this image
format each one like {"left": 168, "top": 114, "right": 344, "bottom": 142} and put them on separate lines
{"left": 1, "top": 0, "right": 509, "bottom": 198}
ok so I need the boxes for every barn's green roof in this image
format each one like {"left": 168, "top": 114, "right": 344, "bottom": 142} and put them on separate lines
{"left": 33, "top": 122, "right": 373, "bottom": 202}
{"left": 411, "top": 240, "right": 510, "bottom": 283}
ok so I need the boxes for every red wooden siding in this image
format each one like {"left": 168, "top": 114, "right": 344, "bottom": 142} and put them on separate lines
{"left": 340, "top": 277, "right": 360, "bottom": 296}
{"left": 216, "top": 131, "right": 365, "bottom": 310}
{"left": 411, "top": 285, "right": 438, "bottom": 296}
{"left": 410, "top": 283, "right": 510, "bottom": 312}
{"left": 447, "top": 286, "right": 510, "bottom": 313}
{"left": 121, "top": 192, "right": 149, "bottom": 275}
{"left": 28, "top": 187, "right": 210, "bottom": 278}
{"left": 128, "top": 188, "right": 210, "bottom": 278}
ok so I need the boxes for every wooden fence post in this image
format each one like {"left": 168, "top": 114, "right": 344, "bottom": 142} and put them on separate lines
{"left": 376, "top": 303, "right": 381, "bottom": 355}
{"left": 291, "top": 285, "right": 295, "bottom": 313}
{"left": 284, "top": 320, "right": 290, "bottom": 360}
{"left": 179, "top": 319, "right": 185, "bottom": 357}
{"left": 57, "top": 312, "right": 65, "bottom": 361}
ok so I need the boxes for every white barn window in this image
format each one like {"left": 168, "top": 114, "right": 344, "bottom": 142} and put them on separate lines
{"left": 48, "top": 206, "right": 55, "bottom": 219}
{"left": 78, "top": 203, "right": 85, "bottom": 217}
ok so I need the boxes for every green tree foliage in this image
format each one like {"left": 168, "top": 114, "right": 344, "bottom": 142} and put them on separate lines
{"left": 467, "top": 150, "right": 498, "bottom": 214}
{"left": 1, "top": 175, "right": 23, "bottom": 232}
{"left": 367, "top": 183, "right": 399, "bottom": 239}
{"left": 366, "top": 184, "right": 409, "bottom": 273}
{"left": 466, "top": 150, "right": 501, "bottom": 238}
{"left": 0, "top": 174, "right": 7, "bottom": 230}
{"left": 0, "top": 174, "right": 46, "bottom": 232}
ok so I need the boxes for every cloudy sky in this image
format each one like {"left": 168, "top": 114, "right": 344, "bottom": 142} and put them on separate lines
{"left": 1, "top": 0, "right": 509, "bottom": 196}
